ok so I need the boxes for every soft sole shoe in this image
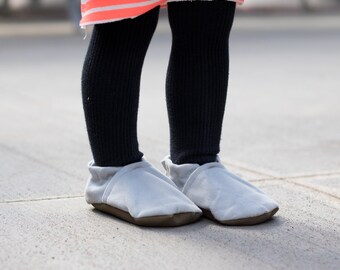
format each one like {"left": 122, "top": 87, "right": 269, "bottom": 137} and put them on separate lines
{"left": 161, "top": 155, "right": 279, "bottom": 226}
{"left": 85, "top": 156, "right": 202, "bottom": 227}
{"left": 201, "top": 206, "right": 279, "bottom": 226}
{"left": 91, "top": 203, "right": 200, "bottom": 227}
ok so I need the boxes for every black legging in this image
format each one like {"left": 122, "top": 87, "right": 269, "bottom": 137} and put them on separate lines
{"left": 81, "top": 1, "right": 236, "bottom": 167}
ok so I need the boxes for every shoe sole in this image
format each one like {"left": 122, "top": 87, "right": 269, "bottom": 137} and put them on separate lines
{"left": 92, "top": 203, "right": 202, "bottom": 227}
{"left": 201, "top": 207, "right": 279, "bottom": 226}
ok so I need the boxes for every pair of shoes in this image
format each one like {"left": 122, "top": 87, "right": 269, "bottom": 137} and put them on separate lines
{"left": 84, "top": 156, "right": 202, "bottom": 227}
{"left": 161, "top": 155, "right": 279, "bottom": 225}
{"left": 85, "top": 155, "right": 279, "bottom": 227}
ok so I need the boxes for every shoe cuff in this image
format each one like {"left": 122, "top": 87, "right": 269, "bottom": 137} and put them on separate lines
{"left": 84, "top": 160, "right": 123, "bottom": 204}
{"left": 161, "top": 155, "right": 200, "bottom": 191}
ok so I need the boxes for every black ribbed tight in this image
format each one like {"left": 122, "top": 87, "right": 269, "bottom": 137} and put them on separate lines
{"left": 81, "top": 6, "right": 160, "bottom": 166}
{"left": 81, "top": 1, "right": 236, "bottom": 167}
{"left": 167, "top": 1, "right": 236, "bottom": 165}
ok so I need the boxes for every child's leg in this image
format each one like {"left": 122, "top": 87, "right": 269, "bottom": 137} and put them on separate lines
{"left": 162, "top": 2, "right": 279, "bottom": 225}
{"left": 81, "top": 6, "right": 160, "bottom": 167}
{"left": 166, "top": 1, "right": 236, "bottom": 165}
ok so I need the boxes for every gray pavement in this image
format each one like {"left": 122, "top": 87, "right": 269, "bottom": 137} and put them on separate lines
{"left": 1, "top": 14, "right": 340, "bottom": 269}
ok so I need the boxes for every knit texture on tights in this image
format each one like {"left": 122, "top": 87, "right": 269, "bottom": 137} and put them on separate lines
{"left": 81, "top": 6, "right": 160, "bottom": 166}
{"left": 166, "top": 1, "right": 236, "bottom": 165}
{"left": 81, "top": 1, "right": 236, "bottom": 167}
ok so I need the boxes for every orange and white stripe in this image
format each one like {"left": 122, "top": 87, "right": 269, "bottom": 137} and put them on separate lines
{"left": 80, "top": 0, "right": 244, "bottom": 28}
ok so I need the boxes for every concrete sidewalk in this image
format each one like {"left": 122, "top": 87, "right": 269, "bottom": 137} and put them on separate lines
{"left": 0, "top": 14, "right": 339, "bottom": 269}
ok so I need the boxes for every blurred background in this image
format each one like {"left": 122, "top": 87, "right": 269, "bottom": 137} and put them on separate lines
{"left": 1, "top": 0, "right": 340, "bottom": 195}
{"left": 1, "top": 0, "right": 340, "bottom": 194}
{"left": 1, "top": 1, "right": 340, "bottom": 269}
{"left": 1, "top": 0, "right": 340, "bottom": 33}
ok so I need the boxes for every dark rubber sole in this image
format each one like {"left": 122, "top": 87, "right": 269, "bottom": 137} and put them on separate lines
{"left": 92, "top": 203, "right": 202, "bottom": 227}
{"left": 201, "top": 207, "right": 279, "bottom": 226}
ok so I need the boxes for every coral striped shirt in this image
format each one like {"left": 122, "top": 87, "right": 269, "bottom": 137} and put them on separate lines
{"left": 80, "top": 0, "right": 244, "bottom": 28}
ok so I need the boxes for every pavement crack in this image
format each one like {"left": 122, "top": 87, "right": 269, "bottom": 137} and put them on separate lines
{"left": 220, "top": 157, "right": 340, "bottom": 181}
{"left": 1, "top": 195, "right": 84, "bottom": 204}
{"left": 277, "top": 171, "right": 340, "bottom": 180}
{"left": 275, "top": 180, "right": 340, "bottom": 201}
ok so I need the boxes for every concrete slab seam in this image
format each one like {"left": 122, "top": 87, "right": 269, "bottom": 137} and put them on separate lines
{"left": 1, "top": 195, "right": 84, "bottom": 204}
